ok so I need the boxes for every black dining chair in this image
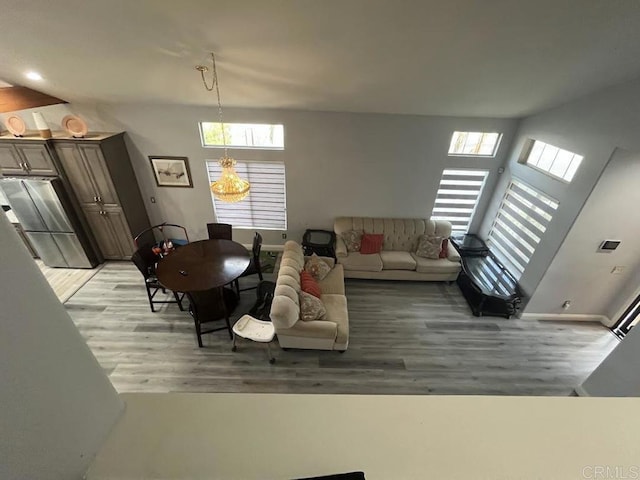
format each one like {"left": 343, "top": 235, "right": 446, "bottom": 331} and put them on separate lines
{"left": 186, "top": 288, "right": 234, "bottom": 347}
{"left": 207, "top": 223, "right": 232, "bottom": 240}
{"left": 131, "top": 245, "right": 185, "bottom": 313}
{"left": 235, "top": 232, "right": 264, "bottom": 294}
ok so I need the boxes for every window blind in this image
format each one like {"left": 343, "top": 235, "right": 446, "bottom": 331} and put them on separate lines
{"left": 431, "top": 169, "right": 489, "bottom": 233}
{"left": 488, "top": 179, "right": 558, "bottom": 278}
{"left": 206, "top": 160, "right": 287, "bottom": 230}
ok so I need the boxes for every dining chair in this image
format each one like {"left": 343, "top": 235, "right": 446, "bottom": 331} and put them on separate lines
{"left": 235, "top": 232, "right": 264, "bottom": 294}
{"left": 186, "top": 288, "right": 234, "bottom": 347}
{"left": 207, "top": 223, "right": 232, "bottom": 240}
{"left": 131, "top": 245, "right": 185, "bottom": 312}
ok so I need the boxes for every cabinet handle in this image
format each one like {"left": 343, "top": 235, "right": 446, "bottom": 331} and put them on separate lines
{"left": 98, "top": 196, "right": 103, "bottom": 203}
{"left": 93, "top": 196, "right": 99, "bottom": 203}
{"left": 20, "top": 162, "right": 27, "bottom": 171}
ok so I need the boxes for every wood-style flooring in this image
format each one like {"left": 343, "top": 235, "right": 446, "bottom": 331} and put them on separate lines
{"left": 64, "top": 262, "right": 620, "bottom": 395}
{"left": 36, "top": 260, "right": 102, "bottom": 303}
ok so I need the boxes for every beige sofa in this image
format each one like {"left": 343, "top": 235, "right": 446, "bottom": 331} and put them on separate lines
{"left": 334, "top": 217, "right": 461, "bottom": 281}
{"left": 269, "top": 241, "right": 349, "bottom": 351}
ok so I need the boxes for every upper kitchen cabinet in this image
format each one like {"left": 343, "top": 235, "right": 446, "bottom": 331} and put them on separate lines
{"left": 53, "top": 133, "right": 152, "bottom": 259}
{"left": 0, "top": 139, "right": 58, "bottom": 176}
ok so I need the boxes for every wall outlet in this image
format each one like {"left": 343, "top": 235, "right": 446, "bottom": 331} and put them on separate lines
{"left": 611, "top": 266, "right": 626, "bottom": 275}
{"left": 282, "top": 233, "right": 287, "bottom": 239}
{"left": 562, "top": 300, "right": 571, "bottom": 309}
{"left": 150, "top": 196, "right": 156, "bottom": 203}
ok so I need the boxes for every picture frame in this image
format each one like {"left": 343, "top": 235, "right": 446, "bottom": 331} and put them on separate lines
{"left": 148, "top": 156, "right": 193, "bottom": 188}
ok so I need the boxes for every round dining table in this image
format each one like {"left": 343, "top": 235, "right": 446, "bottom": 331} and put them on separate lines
{"left": 156, "top": 239, "right": 251, "bottom": 293}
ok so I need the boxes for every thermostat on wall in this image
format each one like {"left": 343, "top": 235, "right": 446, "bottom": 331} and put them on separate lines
{"left": 598, "top": 240, "right": 621, "bottom": 252}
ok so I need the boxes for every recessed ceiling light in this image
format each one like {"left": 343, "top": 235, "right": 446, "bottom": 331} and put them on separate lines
{"left": 25, "top": 71, "right": 43, "bottom": 81}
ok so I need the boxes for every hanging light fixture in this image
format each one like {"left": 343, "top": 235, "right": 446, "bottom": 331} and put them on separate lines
{"left": 195, "top": 52, "right": 250, "bottom": 203}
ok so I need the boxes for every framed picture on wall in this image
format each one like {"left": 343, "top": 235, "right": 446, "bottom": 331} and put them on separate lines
{"left": 148, "top": 156, "right": 193, "bottom": 188}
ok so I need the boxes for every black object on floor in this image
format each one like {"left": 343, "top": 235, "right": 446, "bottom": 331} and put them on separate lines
{"left": 294, "top": 472, "right": 365, "bottom": 480}
{"left": 249, "top": 280, "right": 276, "bottom": 321}
{"left": 302, "top": 229, "right": 337, "bottom": 260}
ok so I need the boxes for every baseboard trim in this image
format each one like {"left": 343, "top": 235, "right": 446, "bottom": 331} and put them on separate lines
{"left": 520, "top": 313, "right": 610, "bottom": 323}
{"left": 574, "top": 385, "right": 590, "bottom": 397}
{"left": 242, "top": 244, "right": 285, "bottom": 252}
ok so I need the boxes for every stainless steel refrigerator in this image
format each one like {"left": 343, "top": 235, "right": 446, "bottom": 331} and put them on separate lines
{"left": 0, "top": 177, "right": 98, "bottom": 268}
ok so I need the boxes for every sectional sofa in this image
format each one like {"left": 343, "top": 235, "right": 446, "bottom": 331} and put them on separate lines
{"left": 334, "top": 217, "right": 461, "bottom": 281}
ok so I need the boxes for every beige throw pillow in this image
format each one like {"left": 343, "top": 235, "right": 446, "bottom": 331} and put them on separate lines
{"left": 342, "top": 230, "right": 363, "bottom": 252}
{"left": 304, "top": 253, "right": 332, "bottom": 281}
{"left": 299, "top": 291, "right": 327, "bottom": 321}
{"left": 416, "top": 235, "right": 443, "bottom": 259}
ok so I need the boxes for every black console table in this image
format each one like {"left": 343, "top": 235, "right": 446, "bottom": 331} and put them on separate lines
{"left": 450, "top": 233, "right": 490, "bottom": 257}
{"left": 457, "top": 252, "right": 522, "bottom": 319}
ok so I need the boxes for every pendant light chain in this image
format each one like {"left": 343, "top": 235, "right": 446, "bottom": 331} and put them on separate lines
{"left": 198, "top": 53, "right": 229, "bottom": 158}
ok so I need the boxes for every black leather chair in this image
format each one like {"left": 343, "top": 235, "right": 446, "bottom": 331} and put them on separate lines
{"left": 186, "top": 288, "right": 235, "bottom": 347}
{"left": 207, "top": 223, "right": 232, "bottom": 240}
{"left": 235, "top": 232, "right": 263, "bottom": 294}
{"left": 131, "top": 245, "right": 185, "bottom": 312}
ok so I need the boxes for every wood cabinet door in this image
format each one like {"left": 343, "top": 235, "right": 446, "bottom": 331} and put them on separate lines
{"left": 55, "top": 143, "right": 99, "bottom": 207}
{"left": 78, "top": 145, "right": 120, "bottom": 207}
{"left": 0, "top": 144, "right": 26, "bottom": 175}
{"left": 14, "top": 144, "right": 58, "bottom": 176}
{"left": 83, "top": 207, "right": 134, "bottom": 259}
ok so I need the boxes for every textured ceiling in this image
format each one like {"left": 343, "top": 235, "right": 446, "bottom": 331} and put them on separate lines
{"left": 2, "top": 0, "right": 640, "bottom": 117}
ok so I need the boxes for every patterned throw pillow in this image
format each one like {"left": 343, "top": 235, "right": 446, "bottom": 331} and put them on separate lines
{"left": 341, "top": 230, "right": 363, "bottom": 253}
{"left": 415, "top": 235, "right": 443, "bottom": 259}
{"left": 360, "top": 233, "right": 384, "bottom": 254}
{"left": 300, "top": 270, "right": 322, "bottom": 298}
{"left": 299, "top": 291, "right": 327, "bottom": 321}
{"left": 304, "top": 253, "right": 332, "bottom": 281}
{"left": 439, "top": 238, "right": 449, "bottom": 259}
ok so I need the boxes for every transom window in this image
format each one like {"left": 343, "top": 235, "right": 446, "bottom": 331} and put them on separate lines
{"left": 200, "top": 122, "right": 284, "bottom": 149}
{"left": 206, "top": 160, "right": 287, "bottom": 230}
{"left": 520, "top": 139, "right": 583, "bottom": 183}
{"left": 488, "top": 179, "right": 559, "bottom": 279}
{"left": 431, "top": 169, "right": 489, "bottom": 234}
{"left": 448, "top": 131, "right": 502, "bottom": 157}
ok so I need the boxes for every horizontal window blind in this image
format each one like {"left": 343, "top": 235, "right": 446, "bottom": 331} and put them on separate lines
{"left": 206, "top": 160, "right": 287, "bottom": 230}
{"left": 488, "top": 179, "right": 558, "bottom": 278}
{"left": 431, "top": 169, "right": 489, "bottom": 233}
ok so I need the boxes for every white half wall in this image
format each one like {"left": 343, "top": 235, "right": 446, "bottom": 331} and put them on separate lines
{"left": 0, "top": 212, "right": 123, "bottom": 480}
{"left": 54, "top": 103, "right": 517, "bottom": 245}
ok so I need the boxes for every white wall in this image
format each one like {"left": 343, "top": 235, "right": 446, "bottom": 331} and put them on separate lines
{"left": 0, "top": 212, "right": 123, "bottom": 480}
{"left": 56, "top": 103, "right": 517, "bottom": 245}
{"left": 478, "top": 78, "right": 640, "bottom": 317}
{"left": 525, "top": 148, "right": 640, "bottom": 319}
{"left": 579, "top": 325, "right": 640, "bottom": 397}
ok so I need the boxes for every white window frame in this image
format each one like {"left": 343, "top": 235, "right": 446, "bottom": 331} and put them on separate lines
{"left": 199, "top": 122, "right": 285, "bottom": 150}
{"left": 431, "top": 168, "right": 489, "bottom": 234}
{"left": 448, "top": 131, "right": 503, "bottom": 157}
{"left": 206, "top": 160, "right": 287, "bottom": 230}
{"left": 519, "top": 139, "right": 583, "bottom": 183}
{"left": 488, "top": 178, "right": 559, "bottom": 279}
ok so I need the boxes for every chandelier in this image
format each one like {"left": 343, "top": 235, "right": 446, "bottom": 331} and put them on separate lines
{"left": 195, "top": 52, "right": 250, "bottom": 203}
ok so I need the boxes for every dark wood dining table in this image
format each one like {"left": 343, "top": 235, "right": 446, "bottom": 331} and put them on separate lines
{"left": 156, "top": 239, "right": 251, "bottom": 293}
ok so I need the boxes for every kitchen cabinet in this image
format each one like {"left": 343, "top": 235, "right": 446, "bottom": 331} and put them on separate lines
{"left": 0, "top": 141, "right": 58, "bottom": 176}
{"left": 53, "top": 133, "right": 151, "bottom": 260}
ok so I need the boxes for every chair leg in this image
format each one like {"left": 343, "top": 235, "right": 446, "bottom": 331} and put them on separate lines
{"left": 257, "top": 267, "right": 264, "bottom": 281}
{"left": 219, "top": 287, "right": 233, "bottom": 340}
{"left": 193, "top": 319, "right": 203, "bottom": 348}
{"left": 232, "top": 333, "right": 237, "bottom": 352}
{"left": 146, "top": 285, "right": 156, "bottom": 313}
{"left": 234, "top": 279, "right": 240, "bottom": 296}
{"left": 174, "top": 291, "right": 184, "bottom": 311}
{"left": 267, "top": 342, "right": 275, "bottom": 364}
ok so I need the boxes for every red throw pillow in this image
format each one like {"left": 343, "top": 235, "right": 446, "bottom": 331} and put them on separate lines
{"left": 300, "top": 270, "right": 322, "bottom": 298}
{"left": 439, "top": 238, "right": 449, "bottom": 259}
{"left": 360, "top": 233, "right": 384, "bottom": 254}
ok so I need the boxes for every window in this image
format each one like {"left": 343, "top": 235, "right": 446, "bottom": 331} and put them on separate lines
{"left": 200, "top": 122, "right": 284, "bottom": 149}
{"left": 448, "top": 131, "right": 502, "bottom": 157}
{"left": 521, "top": 140, "right": 583, "bottom": 182}
{"left": 206, "top": 160, "right": 287, "bottom": 230}
{"left": 488, "top": 179, "right": 558, "bottom": 279}
{"left": 431, "top": 169, "right": 489, "bottom": 233}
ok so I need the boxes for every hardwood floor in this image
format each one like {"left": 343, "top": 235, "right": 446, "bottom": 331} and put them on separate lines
{"left": 64, "top": 262, "right": 619, "bottom": 395}
{"left": 36, "top": 260, "right": 102, "bottom": 303}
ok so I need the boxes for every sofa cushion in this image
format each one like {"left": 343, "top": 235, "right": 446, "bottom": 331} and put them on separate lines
{"left": 341, "top": 230, "right": 363, "bottom": 252}
{"left": 276, "top": 320, "right": 337, "bottom": 340}
{"left": 411, "top": 253, "right": 461, "bottom": 274}
{"left": 360, "top": 233, "right": 384, "bottom": 254}
{"left": 380, "top": 251, "right": 417, "bottom": 271}
{"left": 322, "top": 294, "right": 349, "bottom": 345}
{"left": 339, "top": 252, "right": 383, "bottom": 272}
{"left": 276, "top": 272, "right": 300, "bottom": 292}
{"left": 299, "top": 291, "right": 327, "bottom": 321}
{"left": 281, "top": 256, "right": 303, "bottom": 273}
{"left": 304, "top": 253, "right": 331, "bottom": 281}
{"left": 270, "top": 295, "right": 299, "bottom": 329}
{"left": 274, "top": 284, "right": 299, "bottom": 305}
{"left": 318, "top": 264, "right": 345, "bottom": 295}
{"left": 416, "top": 235, "right": 443, "bottom": 259}
{"left": 439, "top": 238, "right": 449, "bottom": 259}
{"left": 300, "top": 270, "right": 322, "bottom": 298}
